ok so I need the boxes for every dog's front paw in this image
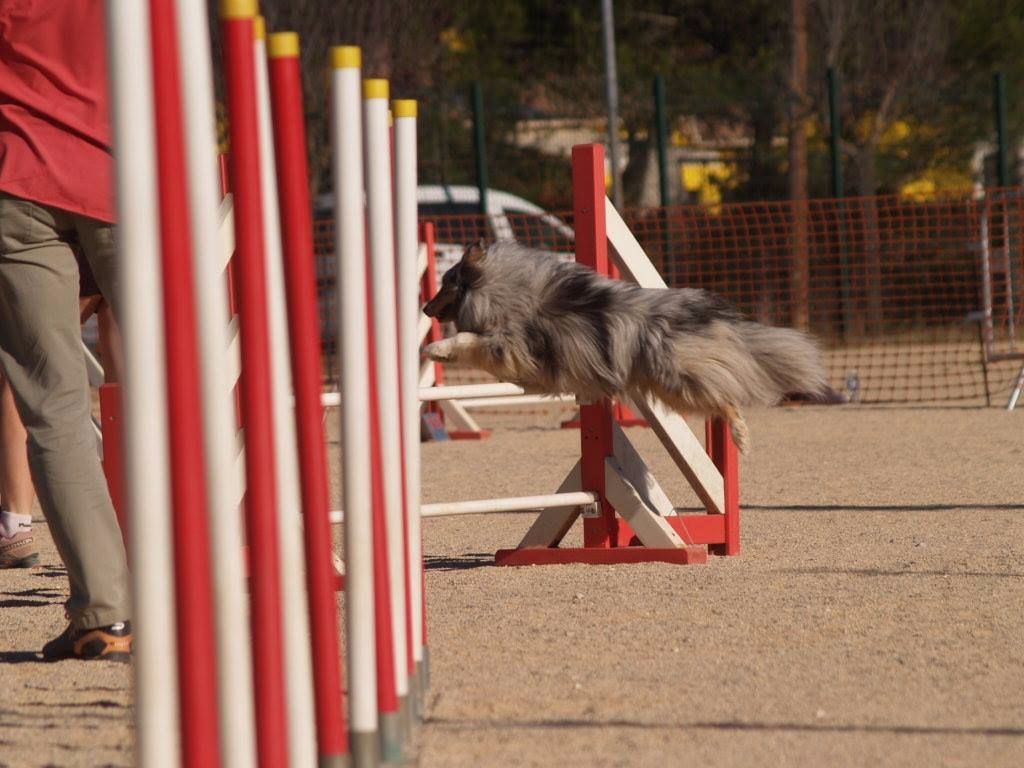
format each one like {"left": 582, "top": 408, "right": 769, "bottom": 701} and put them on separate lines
{"left": 423, "top": 340, "right": 455, "bottom": 362}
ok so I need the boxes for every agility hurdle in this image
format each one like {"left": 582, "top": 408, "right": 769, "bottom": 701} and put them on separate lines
{"left": 400, "top": 143, "right": 740, "bottom": 565}
{"left": 110, "top": 1, "right": 431, "bottom": 767}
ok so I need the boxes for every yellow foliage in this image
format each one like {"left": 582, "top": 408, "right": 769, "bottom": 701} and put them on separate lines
{"left": 681, "top": 161, "right": 738, "bottom": 205}
{"left": 440, "top": 27, "right": 468, "bottom": 54}
{"left": 899, "top": 168, "right": 974, "bottom": 200}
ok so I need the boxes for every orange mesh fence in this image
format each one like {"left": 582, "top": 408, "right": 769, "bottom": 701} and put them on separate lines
{"left": 313, "top": 191, "right": 1024, "bottom": 405}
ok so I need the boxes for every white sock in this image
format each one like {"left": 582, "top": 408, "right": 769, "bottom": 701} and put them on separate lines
{"left": 0, "top": 509, "right": 32, "bottom": 538}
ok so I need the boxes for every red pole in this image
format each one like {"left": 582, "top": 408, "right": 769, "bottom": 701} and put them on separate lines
{"left": 571, "top": 144, "right": 632, "bottom": 548}
{"left": 220, "top": 4, "right": 289, "bottom": 766}
{"left": 266, "top": 34, "right": 349, "bottom": 761}
{"left": 419, "top": 221, "right": 447, "bottom": 428}
{"left": 709, "top": 418, "right": 741, "bottom": 556}
{"left": 366, "top": 264, "right": 400, "bottom": 720}
{"left": 148, "top": 0, "right": 221, "bottom": 763}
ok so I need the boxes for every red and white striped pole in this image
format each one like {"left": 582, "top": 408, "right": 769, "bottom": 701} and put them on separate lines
{"left": 175, "top": 0, "right": 258, "bottom": 763}
{"left": 106, "top": 2, "right": 179, "bottom": 765}
{"left": 364, "top": 78, "right": 411, "bottom": 757}
{"left": 393, "top": 98, "right": 428, "bottom": 708}
{"left": 267, "top": 30, "right": 349, "bottom": 766}
{"left": 149, "top": 0, "right": 222, "bottom": 763}
{"left": 219, "top": 2, "right": 289, "bottom": 765}
{"left": 253, "top": 16, "right": 318, "bottom": 766}
{"left": 330, "top": 45, "right": 381, "bottom": 768}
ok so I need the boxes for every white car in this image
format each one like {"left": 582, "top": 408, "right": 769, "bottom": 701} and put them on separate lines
{"left": 415, "top": 185, "right": 574, "bottom": 275}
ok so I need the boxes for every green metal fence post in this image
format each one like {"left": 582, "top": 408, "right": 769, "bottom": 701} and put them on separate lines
{"left": 653, "top": 74, "right": 674, "bottom": 281}
{"left": 471, "top": 80, "right": 488, "bottom": 215}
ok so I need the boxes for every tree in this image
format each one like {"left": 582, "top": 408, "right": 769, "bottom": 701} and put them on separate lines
{"left": 809, "top": 0, "right": 953, "bottom": 332}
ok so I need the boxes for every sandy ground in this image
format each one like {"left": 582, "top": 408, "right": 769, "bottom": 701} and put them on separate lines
{"left": 2, "top": 405, "right": 1023, "bottom": 767}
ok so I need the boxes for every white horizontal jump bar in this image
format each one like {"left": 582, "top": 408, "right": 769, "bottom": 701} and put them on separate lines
{"left": 461, "top": 393, "right": 577, "bottom": 408}
{"left": 422, "top": 492, "right": 597, "bottom": 517}
{"left": 329, "top": 491, "right": 597, "bottom": 523}
{"left": 320, "top": 388, "right": 574, "bottom": 408}
{"left": 421, "top": 382, "right": 536, "bottom": 402}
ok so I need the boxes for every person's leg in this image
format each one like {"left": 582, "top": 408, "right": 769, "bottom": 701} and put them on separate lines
{"left": 0, "top": 369, "right": 34, "bottom": 514}
{"left": 0, "top": 194, "right": 130, "bottom": 628}
{"left": 0, "top": 368, "right": 38, "bottom": 568}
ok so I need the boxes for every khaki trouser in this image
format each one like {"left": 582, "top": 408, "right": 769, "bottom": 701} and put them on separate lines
{"left": 0, "top": 192, "right": 130, "bottom": 629}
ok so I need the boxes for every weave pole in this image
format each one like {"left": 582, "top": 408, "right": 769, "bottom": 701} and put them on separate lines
{"left": 149, "top": 0, "right": 223, "bottom": 762}
{"left": 253, "top": 17, "right": 318, "bottom": 767}
{"left": 267, "top": 31, "right": 350, "bottom": 766}
{"left": 220, "top": 1, "right": 289, "bottom": 764}
{"left": 330, "top": 46, "right": 381, "bottom": 768}
{"left": 393, "top": 99, "right": 428, "bottom": 710}
{"left": 175, "top": 0, "right": 258, "bottom": 763}
{"left": 106, "top": 2, "right": 179, "bottom": 766}
{"left": 363, "top": 77, "right": 406, "bottom": 763}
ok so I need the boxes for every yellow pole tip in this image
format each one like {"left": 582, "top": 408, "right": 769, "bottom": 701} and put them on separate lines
{"left": 253, "top": 15, "right": 266, "bottom": 40}
{"left": 363, "top": 79, "right": 389, "bottom": 100}
{"left": 331, "top": 46, "right": 361, "bottom": 69}
{"left": 392, "top": 99, "right": 418, "bottom": 119}
{"left": 268, "top": 32, "right": 300, "bottom": 58}
{"left": 219, "top": 0, "right": 258, "bottom": 19}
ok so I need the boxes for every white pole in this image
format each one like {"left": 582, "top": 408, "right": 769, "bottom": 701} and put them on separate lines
{"left": 601, "top": 0, "right": 624, "bottom": 210}
{"left": 330, "top": 46, "right": 379, "bottom": 766}
{"left": 422, "top": 492, "right": 597, "bottom": 517}
{"left": 253, "top": 20, "right": 318, "bottom": 768}
{"left": 392, "top": 99, "right": 425, "bottom": 703}
{"left": 328, "top": 491, "right": 598, "bottom": 524}
{"left": 419, "top": 382, "right": 534, "bottom": 401}
{"left": 363, "top": 78, "right": 411, "bottom": 750}
{"left": 174, "top": 2, "right": 257, "bottom": 764}
{"left": 106, "top": 2, "right": 179, "bottom": 766}
{"left": 462, "top": 394, "right": 577, "bottom": 409}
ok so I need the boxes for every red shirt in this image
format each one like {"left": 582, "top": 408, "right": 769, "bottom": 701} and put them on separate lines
{"left": 0, "top": 1, "right": 114, "bottom": 222}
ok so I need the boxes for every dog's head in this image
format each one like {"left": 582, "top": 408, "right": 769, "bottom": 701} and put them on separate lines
{"left": 422, "top": 241, "right": 487, "bottom": 323}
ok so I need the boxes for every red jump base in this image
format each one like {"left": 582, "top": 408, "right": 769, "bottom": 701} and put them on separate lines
{"left": 494, "top": 545, "right": 708, "bottom": 567}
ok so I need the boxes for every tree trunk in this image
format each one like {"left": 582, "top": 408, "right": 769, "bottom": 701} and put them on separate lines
{"left": 789, "top": 0, "right": 810, "bottom": 332}
{"left": 622, "top": 129, "right": 657, "bottom": 208}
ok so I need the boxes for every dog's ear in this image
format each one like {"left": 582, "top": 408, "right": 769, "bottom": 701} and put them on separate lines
{"left": 463, "top": 239, "right": 488, "bottom": 267}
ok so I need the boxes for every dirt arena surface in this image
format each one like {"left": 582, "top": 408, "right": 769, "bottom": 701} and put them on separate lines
{"left": 2, "top": 405, "right": 1023, "bottom": 766}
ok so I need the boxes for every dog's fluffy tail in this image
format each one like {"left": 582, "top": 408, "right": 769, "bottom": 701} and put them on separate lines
{"left": 740, "top": 322, "right": 830, "bottom": 403}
